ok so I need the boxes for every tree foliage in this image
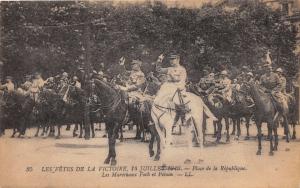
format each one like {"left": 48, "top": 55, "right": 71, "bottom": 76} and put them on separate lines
{"left": 0, "top": 1, "right": 298, "bottom": 82}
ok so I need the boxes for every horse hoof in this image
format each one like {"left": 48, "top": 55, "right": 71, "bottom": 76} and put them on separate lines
{"left": 102, "top": 135, "right": 107, "bottom": 138}
{"left": 55, "top": 136, "right": 60, "bottom": 139}
{"left": 231, "top": 132, "right": 235, "bottom": 136}
{"left": 269, "top": 151, "right": 274, "bottom": 156}
{"left": 92, "top": 134, "right": 95, "bottom": 138}
{"left": 34, "top": 134, "right": 38, "bottom": 137}
{"left": 256, "top": 151, "right": 261, "bottom": 155}
{"left": 226, "top": 138, "right": 230, "bottom": 143}
{"left": 154, "top": 155, "right": 160, "bottom": 161}
{"left": 273, "top": 147, "right": 278, "bottom": 151}
{"left": 212, "top": 135, "right": 217, "bottom": 138}
{"left": 73, "top": 133, "right": 78, "bottom": 137}
{"left": 149, "top": 150, "right": 155, "bottom": 157}
{"left": 110, "top": 159, "right": 117, "bottom": 166}
{"left": 104, "top": 158, "right": 110, "bottom": 164}
{"left": 79, "top": 135, "right": 82, "bottom": 138}
{"left": 244, "top": 136, "right": 250, "bottom": 140}
{"left": 292, "top": 135, "right": 296, "bottom": 140}
{"left": 282, "top": 136, "right": 286, "bottom": 140}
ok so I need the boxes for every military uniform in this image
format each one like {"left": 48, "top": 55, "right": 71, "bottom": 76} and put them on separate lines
{"left": 127, "top": 70, "right": 145, "bottom": 91}
{"left": 22, "top": 81, "right": 32, "bottom": 91}
{"left": 215, "top": 71, "right": 232, "bottom": 102}
{"left": 0, "top": 82, "right": 14, "bottom": 93}
{"left": 198, "top": 73, "right": 215, "bottom": 95}
{"left": 30, "top": 77, "right": 45, "bottom": 94}
{"left": 260, "top": 69, "right": 287, "bottom": 111}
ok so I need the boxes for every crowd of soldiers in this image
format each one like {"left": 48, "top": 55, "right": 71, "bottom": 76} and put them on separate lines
{"left": 0, "top": 50, "right": 295, "bottom": 124}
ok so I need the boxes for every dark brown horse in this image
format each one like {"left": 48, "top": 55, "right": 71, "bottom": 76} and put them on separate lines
{"left": 230, "top": 87, "right": 254, "bottom": 140}
{"left": 94, "top": 79, "right": 128, "bottom": 166}
{"left": 248, "top": 81, "right": 290, "bottom": 156}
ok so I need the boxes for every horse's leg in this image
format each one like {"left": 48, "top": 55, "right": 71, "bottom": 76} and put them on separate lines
{"left": 256, "top": 121, "right": 262, "bottom": 155}
{"left": 283, "top": 115, "right": 290, "bottom": 143}
{"left": 35, "top": 126, "right": 40, "bottom": 137}
{"left": 91, "top": 122, "right": 95, "bottom": 138}
{"left": 154, "top": 127, "right": 161, "bottom": 161}
{"left": 48, "top": 126, "right": 54, "bottom": 137}
{"left": 41, "top": 125, "right": 45, "bottom": 136}
{"left": 216, "top": 120, "right": 222, "bottom": 143}
{"left": 273, "top": 126, "right": 278, "bottom": 151}
{"left": 104, "top": 124, "right": 113, "bottom": 164}
{"left": 236, "top": 118, "right": 241, "bottom": 140}
{"left": 212, "top": 121, "right": 217, "bottom": 138}
{"left": 73, "top": 124, "right": 78, "bottom": 137}
{"left": 292, "top": 122, "right": 296, "bottom": 139}
{"left": 268, "top": 123, "right": 274, "bottom": 156}
{"left": 148, "top": 123, "right": 156, "bottom": 157}
{"left": 79, "top": 123, "right": 83, "bottom": 138}
{"left": 244, "top": 116, "right": 250, "bottom": 140}
{"left": 110, "top": 123, "right": 120, "bottom": 166}
{"left": 225, "top": 117, "right": 230, "bottom": 142}
{"left": 135, "top": 120, "right": 141, "bottom": 140}
{"left": 56, "top": 125, "right": 61, "bottom": 139}
{"left": 11, "top": 128, "right": 17, "bottom": 138}
{"left": 119, "top": 126, "right": 124, "bottom": 142}
{"left": 231, "top": 119, "right": 236, "bottom": 135}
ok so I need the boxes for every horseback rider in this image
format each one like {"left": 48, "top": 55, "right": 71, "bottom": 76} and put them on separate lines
{"left": 72, "top": 76, "right": 81, "bottom": 89}
{"left": 259, "top": 63, "right": 287, "bottom": 112}
{"left": 29, "top": 72, "right": 45, "bottom": 100}
{"left": 215, "top": 70, "right": 232, "bottom": 103}
{"left": 275, "top": 68, "right": 286, "bottom": 94}
{"left": 118, "top": 60, "right": 146, "bottom": 92}
{"left": 197, "top": 71, "right": 216, "bottom": 96}
{"left": 0, "top": 76, "right": 15, "bottom": 93}
{"left": 44, "top": 77, "right": 56, "bottom": 90}
{"left": 16, "top": 74, "right": 32, "bottom": 96}
{"left": 154, "top": 53, "right": 189, "bottom": 128}
{"left": 22, "top": 75, "right": 33, "bottom": 91}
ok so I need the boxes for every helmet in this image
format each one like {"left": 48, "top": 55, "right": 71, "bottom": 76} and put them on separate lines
{"left": 275, "top": 68, "right": 283, "bottom": 73}
{"left": 220, "top": 70, "right": 228, "bottom": 75}
{"left": 73, "top": 76, "right": 78, "bottom": 81}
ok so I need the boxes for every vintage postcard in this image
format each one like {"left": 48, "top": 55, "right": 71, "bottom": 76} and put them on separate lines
{"left": 0, "top": 0, "right": 300, "bottom": 187}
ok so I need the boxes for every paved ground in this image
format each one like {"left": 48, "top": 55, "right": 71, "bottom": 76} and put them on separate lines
{"left": 0, "top": 122, "right": 300, "bottom": 188}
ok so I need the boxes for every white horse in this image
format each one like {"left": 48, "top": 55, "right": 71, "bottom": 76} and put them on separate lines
{"left": 150, "top": 86, "right": 210, "bottom": 162}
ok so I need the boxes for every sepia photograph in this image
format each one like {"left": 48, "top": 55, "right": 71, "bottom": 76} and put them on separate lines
{"left": 0, "top": 0, "right": 300, "bottom": 187}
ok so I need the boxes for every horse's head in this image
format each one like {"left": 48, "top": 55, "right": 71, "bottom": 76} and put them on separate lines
{"left": 94, "top": 79, "right": 120, "bottom": 102}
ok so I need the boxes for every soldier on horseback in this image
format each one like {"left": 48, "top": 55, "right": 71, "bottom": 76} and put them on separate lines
{"left": 212, "top": 70, "right": 232, "bottom": 104}
{"left": 197, "top": 71, "right": 216, "bottom": 96}
{"left": 118, "top": 60, "right": 145, "bottom": 93}
{"left": 17, "top": 75, "right": 32, "bottom": 95}
{"left": 260, "top": 63, "right": 288, "bottom": 112}
{"left": 0, "top": 76, "right": 15, "bottom": 93}
{"left": 71, "top": 76, "right": 81, "bottom": 89}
